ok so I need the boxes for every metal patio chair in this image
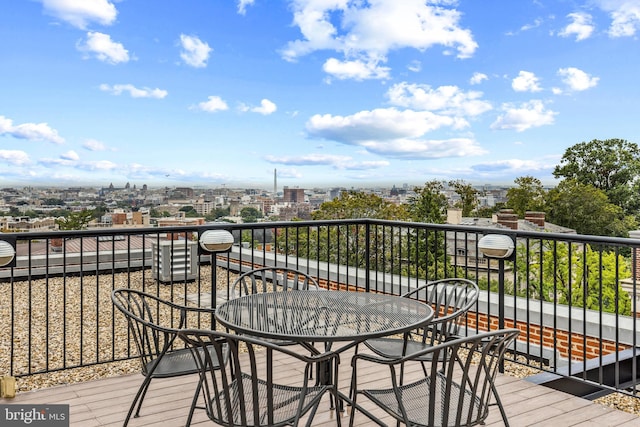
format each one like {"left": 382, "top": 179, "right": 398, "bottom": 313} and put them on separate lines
{"left": 361, "top": 278, "right": 480, "bottom": 362}
{"left": 111, "top": 288, "right": 225, "bottom": 427}
{"left": 231, "top": 266, "right": 320, "bottom": 298}
{"left": 349, "top": 328, "right": 520, "bottom": 427}
{"left": 230, "top": 266, "right": 321, "bottom": 346}
{"left": 178, "top": 328, "right": 342, "bottom": 427}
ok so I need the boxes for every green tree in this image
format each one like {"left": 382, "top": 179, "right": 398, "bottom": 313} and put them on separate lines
{"left": 546, "top": 179, "right": 636, "bottom": 237}
{"left": 55, "top": 210, "right": 94, "bottom": 230}
{"left": 301, "top": 191, "right": 408, "bottom": 270}
{"left": 205, "top": 207, "right": 230, "bottom": 221}
{"left": 407, "top": 180, "right": 447, "bottom": 223}
{"left": 405, "top": 180, "right": 453, "bottom": 279}
{"left": 22, "top": 210, "right": 38, "bottom": 218}
{"left": 515, "top": 240, "right": 631, "bottom": 315}
{"left": 475, "top": 205, "right": 502, "bottom": 218}
{"left": 240, "top": 207, "right": 263, "bottom": 223}
{"left": 93, "top": 203, "right": 108, "bottom": 221}
{"left": 448, "top": 179, "right": 478, "bottom": 217}
{"left": 312, "top": 190, "right": 408, "bottom": 221}
{"left": 553, "top": 138, "right": 640, "bottom": 216}
{"left": 505, "top": 176, "right": 546, "bottom": 217}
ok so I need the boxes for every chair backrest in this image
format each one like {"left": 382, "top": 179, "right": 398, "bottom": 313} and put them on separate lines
{"left": 403, "top": 278, "right": 479, "bottom": 342}
{"left": 111, "top": 289, "right": 190, "bottom": 375}
{"left": 401, "top": 328, "right": 519, "bottom": 426}
{"left": 231, "top": 266, "right": 319, "bottom": 298}
{"left": 178, "top": 328, "right": 331, "bottom": 426}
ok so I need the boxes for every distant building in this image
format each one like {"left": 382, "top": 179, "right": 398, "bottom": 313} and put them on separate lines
{"left": 193, "top": 198, "right": 215, "bottom": 216}
{"left": 283, "top": 187, "right": 305, "bottom": 203}
{"left": 173, "top": 187, "right": 194, "bottom": 198}
{"left": 2, "top": 216, "right": 56, "bottom": 232}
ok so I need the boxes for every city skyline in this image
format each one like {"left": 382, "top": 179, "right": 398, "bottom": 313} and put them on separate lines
{"left": 1, "top": 1, "right": 639, "bottom": 188}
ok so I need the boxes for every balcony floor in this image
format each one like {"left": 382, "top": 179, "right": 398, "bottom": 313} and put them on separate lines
{"left": 3, "top": 346, "right": 639, "bottom": 427}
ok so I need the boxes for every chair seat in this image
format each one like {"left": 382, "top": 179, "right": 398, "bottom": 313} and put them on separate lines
{"left": 209, "top": 372, "right": 329, "bottom": 426}
{"left": 362, "top": 375, "right": 484, "bottom": 427}
{"left": 364, "top": 337, "right": 443, "bottom": 360}
{"left": 145, "top": 346, "right": 223, "bottom": 378}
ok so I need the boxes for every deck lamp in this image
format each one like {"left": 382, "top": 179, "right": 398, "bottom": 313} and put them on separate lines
{"left": 0, "top": 239, "right": 16, "bottom": 267}
{"left": 199, "top": 229, "right": 234, "bottom": 327}
{"left": 477, "top": 234, "right": 514, "bottom": 259}
{"left": 477, "top": 233, "right": 515, "bottom": 374}
{"left": 199, "top": 230, "right": 234, "bottom": 253}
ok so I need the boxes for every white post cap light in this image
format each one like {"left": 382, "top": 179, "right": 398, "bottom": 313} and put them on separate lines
{"left": 0, "top": 240, "right": 16, "bottom": 267}
{"left": 199, "top": 230, "right": 234, "bottom": 253}
{"left": 478, "top": 234, "right": 514, "bottom": 259}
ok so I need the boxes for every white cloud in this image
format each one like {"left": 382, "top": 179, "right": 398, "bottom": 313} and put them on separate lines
{"left": 558, "top": 67, "right": 599, "bottom": 91}
{"left": 0, "top": 150, "right": 30, "bottom": 165}
{"left": 323, "top": 58, "right": 390, "bottom": 81}
{"left": 520, "top": 18, "right": 543, "bottom": 32}
{"left": 265, "top": 153, "right": 389, "bottom": 170}
{"left": 83, "top": 139, "right": 109, "bottom": 151}
{"left": 470, "top": 158, "right": 554, "bottom": 174}
{"left": 559, "top": 12, "right": 595, "bottom": 41}
{"left": 280, "top": 0, "right": 477, "bottom": 80}
{"left": 0, "top": 115, "right": 64, "bottom": 144}
{"left": 99, "top": 83, "right": 168, "bottom": 99}
{"left": 237, "top": 0, "right": 255, "bottom": 15}
{"left": 306, "top": 108, "right": 486, "bottom": 159}
{"left": 387, "top": 82, "right": 492, "bottom": 117}
{"left": 491, "top": 100, "right": 557, "bottom": 132}
{"left": 80, "top": 160, "right": 118, "bottom": 170}
{"left": 77, "top": 32, "right": 129, "bottom": 64}
{"left": 266, "top": 153, "right": 352, "bottom": 166}
{"left": 60, "top": 150, "right": 80, "bottom": 161}
{"left": 41, "top": 0, "right": 117, "bottom": 29}
{"left": 0, "top": 116, "right": 13, "bottom": 133}
{"left": 512, "top": 71, "right": 542, "bottom": 92}
{"left": 194, "top": 96, "right": 229, "bottom": 112}
{"left": 407, "top": 60, "right": 421, "bottom": 73}
{"left": 251, "top": 99, "right": 277, "bottom": 115}
{"left": 308, "top": 108, "right": 464, "bottom": 141}
{"left": 596, "top": 0, "right": 640, "bottom": 37}
{"left": 179, "top": 34, "right": 212, "bottom": 68}
{"left": 358, "top": 137, "right": 486, "bottom": 159}
{"left": 470, "top": 72, "right": 488, "bottom": 85}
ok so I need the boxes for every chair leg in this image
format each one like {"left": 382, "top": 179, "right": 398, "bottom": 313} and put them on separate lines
{"left": 185, "top": 379, "right": 203, "bottom": 427}
{"left": 133, "top": 376, "right": 153, "bottom": 418}
{"left": 491, "top": 380, "right": 510, "bottom": 427}
{"left": 333, "top": 388, "right": 343, "bottom": 427}
{"left": 348, "top": 394, "right": 357, "bottom": 427}
{"left": 123, "top": 375, "right": 152, "bottom": 426}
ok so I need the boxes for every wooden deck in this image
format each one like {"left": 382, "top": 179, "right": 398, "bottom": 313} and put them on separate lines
{"left": 3, "top": 347, "right": 639, "bottom": 427}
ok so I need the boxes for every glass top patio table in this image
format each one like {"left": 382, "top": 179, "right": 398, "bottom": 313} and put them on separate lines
{"left": 215, "top": 290, "right": 434, "bottom": 350}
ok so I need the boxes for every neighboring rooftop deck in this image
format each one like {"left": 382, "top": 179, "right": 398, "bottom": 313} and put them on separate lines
{"left": 3, "top": 346, "right": 639, "bottom": 427}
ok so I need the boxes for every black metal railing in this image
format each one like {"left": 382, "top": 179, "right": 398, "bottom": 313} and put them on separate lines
{"left": 1, "top": 219, "right": 639, "bottom": 400}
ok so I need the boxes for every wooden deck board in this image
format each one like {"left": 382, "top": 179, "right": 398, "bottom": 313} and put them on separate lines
{"left": 3, "top": 347, "right": 638, "bottom": 427}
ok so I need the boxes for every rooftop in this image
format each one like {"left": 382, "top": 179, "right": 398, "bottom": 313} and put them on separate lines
{"left": 3, "top": 346, "right": 639, "bottom": 427}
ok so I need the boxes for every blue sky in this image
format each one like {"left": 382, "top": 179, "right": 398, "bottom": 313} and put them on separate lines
{"left": 1, "top": 1, "right": 639, "bottom": 189}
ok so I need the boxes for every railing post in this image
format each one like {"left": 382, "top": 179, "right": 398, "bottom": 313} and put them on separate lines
{"left": 478, "top": 233, "right": 515, "bottom": 374}
{"left": 498, "top": 258, "right": 506, "bottom": 373}
{"left": 365, "top": 221, "right": 370, "bottom": 293}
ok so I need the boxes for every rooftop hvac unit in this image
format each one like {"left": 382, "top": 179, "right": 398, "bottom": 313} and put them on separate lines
{"left": 151, "top": 240, "right": 198, "bottom": 283}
